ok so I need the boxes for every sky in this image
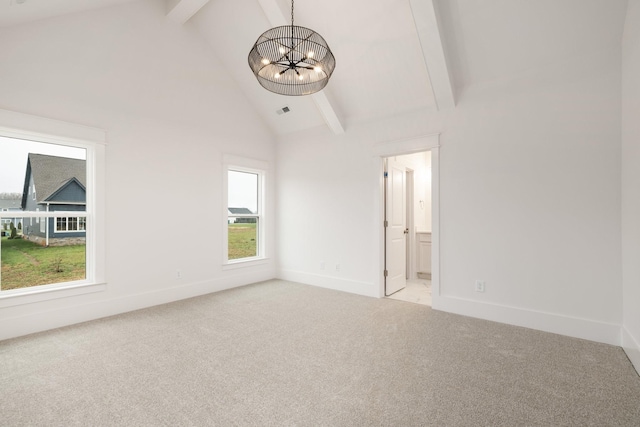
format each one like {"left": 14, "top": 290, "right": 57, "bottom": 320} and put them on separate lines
{"left": 228, "top": 170, "right": 258, "bottom": 213}
{"left": 0, "top": 136, "right": 86, "bottom": 194}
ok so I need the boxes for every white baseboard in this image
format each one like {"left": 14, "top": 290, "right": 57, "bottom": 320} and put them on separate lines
{"left": 622, "top": 326, "right": 640, "bottom": 375}
{"left": 278, "top": 269, "right": 378, "bottom": 298}
{"left": 0, "top": 268, "right": 276, "bottom": 341}
{"left": 433, "top": 295, "right": 622, "bottom": 346}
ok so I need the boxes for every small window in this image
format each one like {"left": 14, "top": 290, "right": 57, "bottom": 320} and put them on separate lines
{"left": 55, "top": 216, "right": 87, "bottom": 232}
{"left": 223, "top": 155, "right": 267, "bottom": 264}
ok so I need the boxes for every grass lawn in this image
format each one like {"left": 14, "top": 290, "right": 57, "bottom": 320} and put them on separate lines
{"left": 1, "top": 237, "right": 86, "bottom": 290}
{"left": 228, "top": 223, "right": 257, "bottom": 260}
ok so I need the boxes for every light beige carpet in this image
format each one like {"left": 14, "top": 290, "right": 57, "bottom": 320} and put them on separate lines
{"left": 1, "top": 279, "right": 639, "bottom": 426}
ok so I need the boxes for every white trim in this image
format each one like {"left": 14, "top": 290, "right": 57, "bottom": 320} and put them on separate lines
{"left": 2, "top": 211, "right": 85, "bottom": 218}
{"left": 373, "top": 133, "right": 440, "bottom": 157}
{"left": 0, "top": 269, "right": 275, "bottom": 341}
{"left": 222, "top": 154, "right": 267, "bottom": 171}
{"left": 373, "top": 134, "right": 441, "bottom": 302}
{"left": 0, "top": 282, "right": 106, "bottom": 309}
{"left": 222, "top": 257, "right": 270, "bottom": 270}
{"left": 622, "top": 326, "right": 640, "bottom": 375}
{"left": 435, "top": 295, "right": 622, "bottom": 346}
{"left": 0, "top": 109, "right": 106, "bottom": 145}
{"left": 431, "top": 147, "right": 440, "bottom": 298}
{"left": 278, "top": 269, "right": 378, "bottom": 298}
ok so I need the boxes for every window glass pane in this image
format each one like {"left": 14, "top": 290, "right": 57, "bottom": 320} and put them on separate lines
{"left": 0, "top": 136, "right": 87, "bottom": 291}
{"left": 228, "top": 170, "right": 258, "bottom": 214}
{"left": 228, "top": 218, "right": 257, "bottom": 260}
{"left": 227, "top": 169, "right": 260, "bottom": 261}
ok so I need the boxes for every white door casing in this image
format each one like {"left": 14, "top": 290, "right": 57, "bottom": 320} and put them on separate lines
{"left": 385, "top": 157, "right": 407, "bottom": 296}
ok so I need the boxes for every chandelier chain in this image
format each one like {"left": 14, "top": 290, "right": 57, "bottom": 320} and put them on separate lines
{"left": 291, "top": 0, "right": 294, "bottom": 27}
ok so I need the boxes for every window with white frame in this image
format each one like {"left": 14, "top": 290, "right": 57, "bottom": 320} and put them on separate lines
{"left": 55, "top": 216, "right": 87, "bottom": 232}
{"left": 0, "top": 109, "right": 105, "bottom": 299}
{"left": 223, "top": 155, "right": 266, "bottom": 263}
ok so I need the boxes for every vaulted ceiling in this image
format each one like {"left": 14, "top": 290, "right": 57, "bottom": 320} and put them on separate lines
{"left": 0, "top": 0, "right": 629, "bottom": 137}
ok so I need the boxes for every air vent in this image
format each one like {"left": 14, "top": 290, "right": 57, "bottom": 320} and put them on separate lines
{"left": 276, "top": 106, "right": 291, "bottom": 115}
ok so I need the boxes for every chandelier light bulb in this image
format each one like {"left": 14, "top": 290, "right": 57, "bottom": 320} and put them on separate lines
{"left": 275, "top": 72, "right": 280, "bottom": 79}
{"left": 279, "top": 46, "right": 286, "bottom": 54}
{"left": 314, "top": 66, "right": 321, "bottom": 73}
{"left": 298, "top": 74, "right": 304, "bottom": 80}
{"left": 307, "top": 51, "right": 314, "bottom": 58}
{"left": 261, "top": 58, "right": 270, "bottom": 65}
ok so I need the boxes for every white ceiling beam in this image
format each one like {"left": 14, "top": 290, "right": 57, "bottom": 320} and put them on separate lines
{"left": 257, "top": 0, "right": 345, "bottom": 134}
{"left": 165, "top": 0, "right": 210, "bottom": 25}
{"left": 311, "top": 92, "right": 344, "bottom": 135}
{"left": 409, "top": 0, "right": 455, "bottom": 110}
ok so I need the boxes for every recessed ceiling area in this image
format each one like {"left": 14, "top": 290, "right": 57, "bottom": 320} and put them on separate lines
{"left": 0, "top": 0, "right": 450, "bottom": 136}
{"left": 0, "top": 0, "right": 626, "bottom": 137}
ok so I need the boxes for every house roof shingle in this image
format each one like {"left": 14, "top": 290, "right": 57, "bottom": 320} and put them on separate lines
{"left": 27, "top": 153, "right": 86, "bottom": 202}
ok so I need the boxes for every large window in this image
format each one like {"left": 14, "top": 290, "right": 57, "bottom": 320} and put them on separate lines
{"left": 0, "top": 109, "right": 105, "bottom": 301}
{"left": 223, "top": 155, "right": 266, "bottom": 264}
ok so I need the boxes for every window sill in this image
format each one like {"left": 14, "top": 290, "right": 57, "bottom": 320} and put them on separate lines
{"left": 222, "top": 257, "right": 270, "bottom": 271}
{"left": 0, "top": 281, "right": 107, "bottom": 308}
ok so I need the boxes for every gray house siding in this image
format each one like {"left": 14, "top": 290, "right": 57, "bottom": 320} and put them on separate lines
{"left": 48, "top": 180, "right": 85, "bottom": 203}
{"left": 21, "top": 154, "right": 86, "bottom": 245}
{"left": 0, "top": 197, "right": 23, "bottom": 234}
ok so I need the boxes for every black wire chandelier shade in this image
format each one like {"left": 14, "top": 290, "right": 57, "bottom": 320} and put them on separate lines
{"left": 248, "top": 2, "right": 335, "bottom": 96}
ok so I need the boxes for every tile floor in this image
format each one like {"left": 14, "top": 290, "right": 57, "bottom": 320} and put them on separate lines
{"left": 386, "top": 279, "right": 431, "bottom": 306}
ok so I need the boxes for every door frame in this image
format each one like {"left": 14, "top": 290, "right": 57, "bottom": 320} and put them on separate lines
{"left": 373, "top": 134, "right": 440, "bottom": 306}
{"left": 405, "top": 168, "right": 415, "bottom": 280}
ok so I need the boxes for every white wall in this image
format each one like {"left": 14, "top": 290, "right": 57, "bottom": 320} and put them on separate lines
{"left": 277, "top": 32, "right": 623, "bottom": 345}
{"left": 622, "top": 0, "right": 640, "bottom": 372}
{"left": 394, "top": 151, "right": 432, "bottom": 234}
{"left": 0, "top": 0, "right": 277, "bottom": 340}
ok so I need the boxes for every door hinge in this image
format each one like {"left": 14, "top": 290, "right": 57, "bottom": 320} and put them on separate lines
{"left": 384, "top": 220, "right": 388, "bottom": 228}
{"left": 384, "top": 270, "right": 388, "bottom": 277}
{"left": 384, "top": 172, "right": 388, "bottom": 178}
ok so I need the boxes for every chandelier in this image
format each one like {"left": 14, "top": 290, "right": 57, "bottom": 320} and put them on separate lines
{"left": 248, "top": 0, "right": 336, "bottom": 96}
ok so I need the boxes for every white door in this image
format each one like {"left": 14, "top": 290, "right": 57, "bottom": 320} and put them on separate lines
{"left": 385, "top": 157, "right": 407, "bottom": 296}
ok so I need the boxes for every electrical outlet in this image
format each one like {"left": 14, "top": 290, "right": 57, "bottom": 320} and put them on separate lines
{"left": 475, "top": 280, "right": 485, "bottom": 293}
{"left": 176, "top": 270, "right": 182, "bottom": 279}
{"left": 335, "top": 263, "right": 340, "bottom": 272}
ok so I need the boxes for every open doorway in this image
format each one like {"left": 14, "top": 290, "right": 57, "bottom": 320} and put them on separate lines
{"left": 384, "top": 151, "right": 432, "bottom": 306}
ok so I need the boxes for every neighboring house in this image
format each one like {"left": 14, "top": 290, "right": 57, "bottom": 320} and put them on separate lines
{"left": 0, "top": 194, "right": 23, "bottom": 236}
{"left": 228, "top": 207, "right": 255, "bottom": 224}
{"left": 21, "top": 153, "right": 86, "bottom": 246}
